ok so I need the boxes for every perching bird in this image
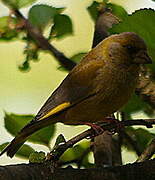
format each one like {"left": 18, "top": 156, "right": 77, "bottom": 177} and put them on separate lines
{"left": 0, "top": 32, "right": 152, "bottom": 158}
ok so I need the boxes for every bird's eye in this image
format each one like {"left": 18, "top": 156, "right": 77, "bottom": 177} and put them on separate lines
{"left": 124, "top": 45, "right": 138, "bottom": 54}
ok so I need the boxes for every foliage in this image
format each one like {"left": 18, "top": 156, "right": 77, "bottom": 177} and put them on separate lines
{"left": 1, "top": 0, "right": 37, "bottom": 8}
{"left": 87, "top": 1, "right": 128, "bottom": 21}
{"left": 28, "top": 5, "right": 65, "bottom": 31}
{"left": 29, "top": 151, "right": 46, "bottom": 163}
{"left": 0, "top": 16, "right": 19, "bottom": 41}
{"left": 4, "top": 112, "right": 55, "bottom": 147}
{"left": 0, "top": 2, "right": 73, "bottom": 72}
{"left": 50, "top": 14, "right": 73, "bottom": 39}
{"left": 0, "top": 142, "right": 35, "bottom": 159}
{"left": 122, "top": 94, "right": 151, "bottom": 119}
{"left": 123, "top": 127, "right": 155, "bottom": 153}
{"left": 110, "top": 8, "right": 155, "bottom": 70}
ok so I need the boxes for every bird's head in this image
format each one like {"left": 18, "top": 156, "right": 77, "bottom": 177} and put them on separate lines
{"left": 103, "top": 32, "right": 152, "bottom": 67}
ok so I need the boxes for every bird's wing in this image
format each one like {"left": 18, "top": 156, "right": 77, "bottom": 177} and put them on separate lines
{"left": 35, "top": 57, "right": 104, "bottom": 121}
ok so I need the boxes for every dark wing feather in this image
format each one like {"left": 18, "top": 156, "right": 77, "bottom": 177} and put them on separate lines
{"left": 35, "top": 57, "right": 104, "bottom": 120}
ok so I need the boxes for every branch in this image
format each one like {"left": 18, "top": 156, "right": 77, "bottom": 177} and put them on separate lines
{"left": 0, "top": 159, "right": 155, "bottom": 180}
{"left": 47, "top": 119, "right": 155, "bottom": 161}
{"left": 12, "top": 9, "right": 76, "bottom": 71}
{"left": 92, "top": 131, "right": 113, "bottom": 167}
{"left": 92, "top": 8, "right": 119, "bottom": 48}
{"left": 136, "top": 138, "right": 155, "bottom": 162}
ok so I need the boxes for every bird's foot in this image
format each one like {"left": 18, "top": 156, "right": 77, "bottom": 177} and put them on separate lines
{"left": 84, "top": 122, "right": 104, "bottom": 138}
{"left": 103, "top": 117, "right": 124, "bottom": 133}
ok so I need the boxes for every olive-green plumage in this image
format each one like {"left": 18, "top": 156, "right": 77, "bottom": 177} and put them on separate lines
{"left": 0, "top": 32, "right": 152, "bottom": 158}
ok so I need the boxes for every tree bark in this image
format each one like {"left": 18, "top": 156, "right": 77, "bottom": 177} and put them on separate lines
{"left": 0, "top": 159, "right": 154, "bottom": 180}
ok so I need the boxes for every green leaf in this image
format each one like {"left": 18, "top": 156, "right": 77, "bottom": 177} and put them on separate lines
{"left": 71, "top": 52, "right": 87, "bottom": 63}
{"left": 28, "top": 4, "right": 64, "bottom": 30}
{"left": 87, "top": 1, "right": 100, "bottom": 21}
{"left": 54, "top": 134, "right": 66, "bottom": 147}
{"left": 124, "top": 127, "right": 155, "bottom": 152}
{"left": 50, "top": 14, "right": 73, "bottom": 39}
{"left": 1, "top": 0, "right": 37, "bottom": 8}
{"left": 4, "top": 112, "right": 55, "bottom": 146}
{"left": 60, "top": 141, "right": 94, "bottom": 168}
{"left": 107, "top": 3, "right": 128, "bottom": 20}
{"left": 60, "top": 141, "right": 90, "bottom": 162}
{"left": 29, "top": 151, "right": 45, "bottom": 163}
{"left": 0, "top": 142, "right": 35, "bottom": 159}
{"left": 0, "top": 16, "right": 18, "bottom": 41}
{"left": 109, "top": 9, "right": 155, "bottom": 70}
{"left": 122, "top": 94, "right": 149, "bottom": 119}
{"left": 103, "top": 0, "right": 109, "bottom": 3}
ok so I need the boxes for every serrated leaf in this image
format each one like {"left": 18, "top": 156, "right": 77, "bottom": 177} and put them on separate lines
{"left": 0, "top": 142, "right": 35, "bottom": 159}
{"left": 1, "top": 0, "right": 37, "bottom": 8}
{"left": 4, "top": 112, "right": 55, "bottom": 146}
{"left": 0, "top": 16, "right": 18, "bottom": 41}
{"left": 71, "top": 52, "right": 87, "bottom": 63}
{"left": 50, "top": 14, "right": 73, "bottom": 39}
{"left": 110, "top": 9, "right": 155, "bottom": 70}
{"left": 87, "top": 1, "right": 100, "bottom": 21}
{"left": 28, "top": 4, "right": 65, "bottom": 30}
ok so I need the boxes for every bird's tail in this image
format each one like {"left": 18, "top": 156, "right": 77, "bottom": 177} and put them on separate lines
{"left": 0, "top": 117, "right": 58, "bottom": 158}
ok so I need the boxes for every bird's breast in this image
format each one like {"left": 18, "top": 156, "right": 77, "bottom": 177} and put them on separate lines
{"left": 63, "top": 65, "right": 140, "bottom": 125}
{"left": 96, "top": 65, "right": 139, "bottom": 115}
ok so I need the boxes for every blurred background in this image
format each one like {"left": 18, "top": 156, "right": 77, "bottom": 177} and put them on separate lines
{"left": 0, "top": 0, "right": 155, "bottom": 165}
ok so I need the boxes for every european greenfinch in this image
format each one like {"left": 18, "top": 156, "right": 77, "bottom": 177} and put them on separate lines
{"left": 0, "top": 32, "right": 152, "bottom": 158}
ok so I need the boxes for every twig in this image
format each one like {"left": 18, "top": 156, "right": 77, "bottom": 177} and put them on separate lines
{"left": 12, "top": 9, "right": 76, "bottom": 71}
{"left": 47, "top": 119, "right": 155, "bottom": 161}
{"left": 136, "top": 138, "right": 155, "bottom": 162}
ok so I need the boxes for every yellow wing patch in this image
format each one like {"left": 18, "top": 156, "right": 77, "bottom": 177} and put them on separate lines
{"left": 39, "top": 102, "right": 71, "bottom": 120}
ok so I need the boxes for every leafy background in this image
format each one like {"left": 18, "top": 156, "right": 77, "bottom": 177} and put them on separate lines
{"left": 0, "top": 0, "right": 155, "bottom": 166}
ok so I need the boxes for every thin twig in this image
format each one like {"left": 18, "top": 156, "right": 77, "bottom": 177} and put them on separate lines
{"left": 12, "top": 9, "right": 76, "bottom": 71}
{"left": 46, "top": 119, "right": 155, "bottom": 161}
{"left": 136, "top": 138, "right": 155, "bottom": 162}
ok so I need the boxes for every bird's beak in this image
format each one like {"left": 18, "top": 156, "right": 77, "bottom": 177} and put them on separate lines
{"left": 134, "top": 51, "right": 152, "bottom": 64}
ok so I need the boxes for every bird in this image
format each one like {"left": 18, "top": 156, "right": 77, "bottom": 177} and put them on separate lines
{"left": 0, "top": 32, "right": 152, "bottom": 158}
